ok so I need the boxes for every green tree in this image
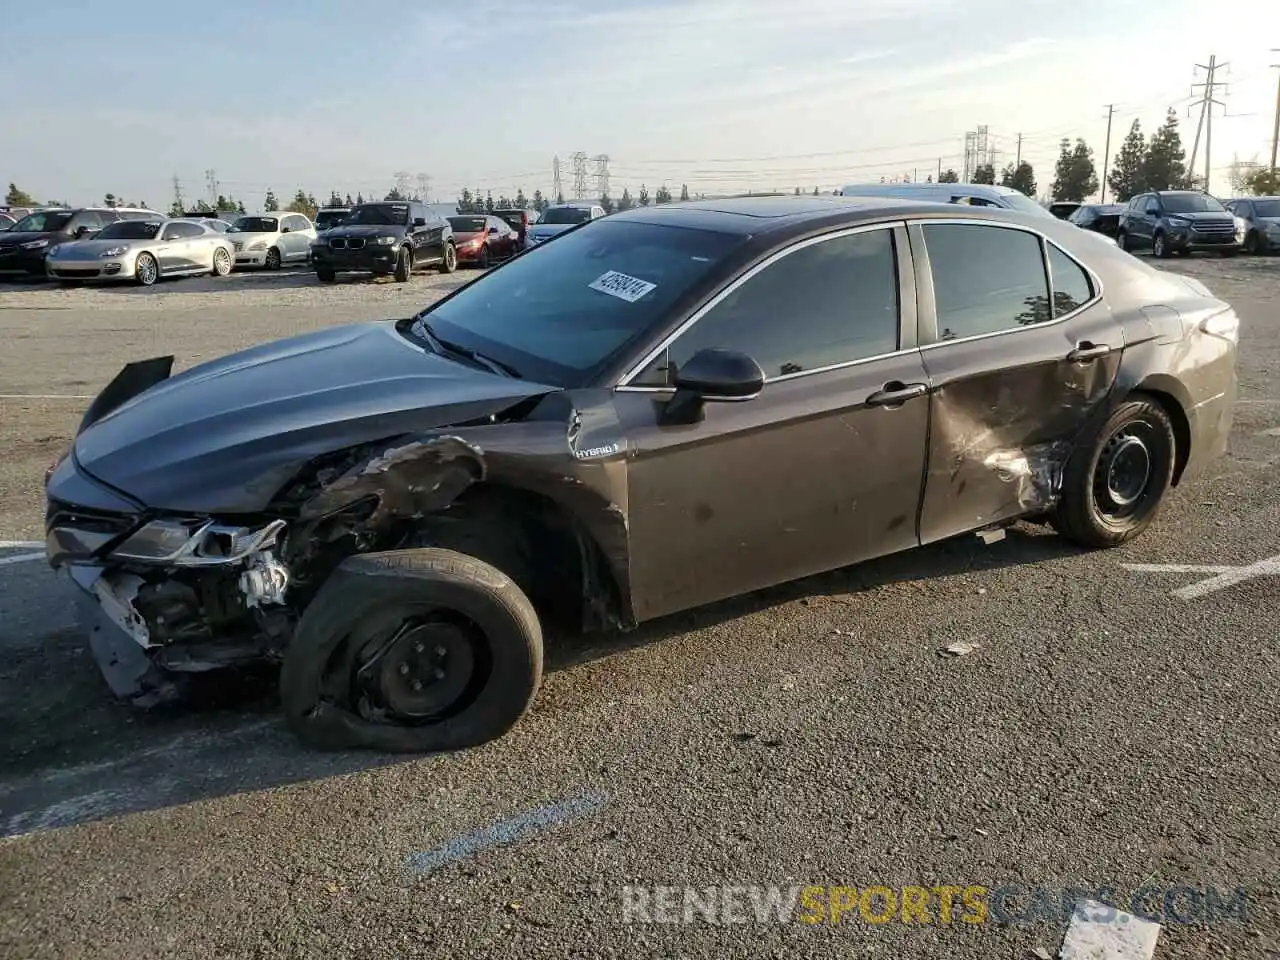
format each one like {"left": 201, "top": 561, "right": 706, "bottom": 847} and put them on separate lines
{"left": 327, "top": 191, "right": 343, "bottom": 207}
{"left": 214, "top": 194, "right": 234, "bottom": 212}
{"left": 384, "top": 187, "right": 404, "bottom": 201}
{"left": 1000, "top": 160, "right": 1037, "bottom": 196}
{"left": 938, "top": 168, "right": 959, "bottom": 183}
{"left": 556, "top": 190, "right": 565, "bottom": 204}
{"left": 345, "top": 193, "right": 354, "bottom": 206}
{"left": 1245, "top": 168, "right": 1280, "bottom": 195}
{"left": 972, "top": 163, "right": 996, "bottom": 185}
{"left": 638, "top": 185, "right": 650, "bottom": 206}
{"left": 1141, "top": 108, "right": 1188, "bottom": 191}
{"left": 102, "top": 193, "right": 119, "bottom": 207}
{"left": 679, "top": 183, "right": 690, "bottom": 202}
{"left": 532, "top": 189, "right": 546, "bottom": 212}
{"left": 515, "top": 188, "right": 528, "bottom": 209}
{"left": 655, "top": 185, "right": 673, "bottom": 204}
{"left": 355, "top": 193, "right": 365, "bottom": 205}
{"left": 237, "top": 200, "right": 247, "bottom": 215}
{"left": 484, "top": 191, "right": 494, "bottom": 213}
{"left": 1106, "top": 120, "right": 1147, "bottom": 202}
{"left": 168, "top": 198, "right": 185, "bottom": 217}
{"left": 288, "top": 189, "right": 316, "bottom": 218}
{"left": 1051, "top": 138, "right": 1099, "bottom": 202}
{"left": 458, "top": 188, "right": 475, "bottom": 213}
{"left": 793, "top": 186, "right": 801, "bottom": 195}
{"left": 600, "top": 193, "right": 615, "bottom": 213}
{"left": 194, "top": 199, "right": 214, "bottom": 213}
{"left": 263, "top": 189, "right": 279, "bottom": 211}
{"left": 616, "top": 187, "right": 634, "bottom": 211}
{"left": 5, "top": 183, "right": 35, "bottom": 206}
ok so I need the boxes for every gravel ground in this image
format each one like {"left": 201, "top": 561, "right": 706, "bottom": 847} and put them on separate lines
{"left": 0, "top": 255, "right": 1277, "bottom": 959}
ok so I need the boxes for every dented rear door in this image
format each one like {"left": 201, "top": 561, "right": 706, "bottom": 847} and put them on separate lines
{"left": 910, "top": 220, "right": 1123, "bottom": 544}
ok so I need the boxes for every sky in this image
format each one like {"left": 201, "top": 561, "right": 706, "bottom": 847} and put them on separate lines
{"left": 4, "top": 0, "right": 1279, "bottom": 212}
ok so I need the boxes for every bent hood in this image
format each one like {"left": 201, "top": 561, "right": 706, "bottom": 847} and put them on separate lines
{"left": 73, "top": 321, "right": 557, "bottom": 513}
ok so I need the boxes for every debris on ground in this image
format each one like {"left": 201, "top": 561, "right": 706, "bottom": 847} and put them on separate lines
{"left": 942, "top": 640, "right": 981, "bottom": 657}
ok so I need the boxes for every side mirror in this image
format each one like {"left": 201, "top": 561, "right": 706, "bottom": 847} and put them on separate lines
{"left": 413, "top": 217, "right": 427, "bottom": 226}
{"left": 660, "top": 348, "right": 765, "bottom": 425}
{"left": 75, "top": 225, "right": 93, "bottom": 238}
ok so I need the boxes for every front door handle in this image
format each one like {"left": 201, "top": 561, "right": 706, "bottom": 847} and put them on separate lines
{"left": 866, "top": 381, "right": 928, "bottom": 407}
{"left": 1067, "top": 341, "right": 1113, "bottom": 363}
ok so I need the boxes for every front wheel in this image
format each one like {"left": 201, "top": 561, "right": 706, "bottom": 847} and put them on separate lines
{"left": 1152, "top": 231, "right": 1170, "bottom": 259}
{"left": 316, "top": 267, "right": 336, "bottom": 282}
{"left": 280, "top": 549, "right": 543, "bottom": 752}
{"left": 211, "top": 247, "right": 232, "bottom": 277}
{"left": 1052, "top": 397, "right": 1177, "bottom": 548}
{"left": 265, "top": 247, "right": 282, "bottom": 270}
{"left": 393, "top": 247, "right": 412, "bottom": 282}
{"left": 438, "top": 242, "right": 457, "bottom": 274}
{"left": 135, "top": 252, "right": 159, "bottom": 286}
{"left": 1242, "top": 231, "right": 1259, "bottom": 255}
{"left": 477, "top": 245, "right": 490, "bottom": 269}
{"left": 1116, "top": 231, "right": 1130, "bottom": 252}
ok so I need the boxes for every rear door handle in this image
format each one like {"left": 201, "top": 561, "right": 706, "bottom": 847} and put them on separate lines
{"left": 866, "top": 381, "right": 928, "bottom": 407}
{"left": 1067, "top": 341, "right": 1113, "bottom": 363}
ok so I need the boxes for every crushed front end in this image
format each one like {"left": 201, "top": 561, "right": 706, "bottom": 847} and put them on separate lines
{"left": 46, "top": 454, "right": 296, "bottom": 706}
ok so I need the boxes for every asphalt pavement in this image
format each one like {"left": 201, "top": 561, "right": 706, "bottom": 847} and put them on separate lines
{"left": 0, "top": 257, "right": 1277, "bottom": 959}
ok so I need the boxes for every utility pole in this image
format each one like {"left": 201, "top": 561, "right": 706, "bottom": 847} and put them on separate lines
{"left": 1270, "top": 50, "right": 1280, "bottom": 173}
{"left": 1099, "top": 105, "right": 1115, "bottom": 202}
{"left": 171, "top": 174, "right": 184, "bottom": 213}
{"left": 937, "top": 157, "right": 942, "bottom": 180}
{"left": 552, "top": 155, "right": 562, "bottom": 200}
{"left": 1015, "top": 133, "right": 1023, "bottom": 166}
{"left": 1190, "top": 55, "right": 1228, "bottom": 192}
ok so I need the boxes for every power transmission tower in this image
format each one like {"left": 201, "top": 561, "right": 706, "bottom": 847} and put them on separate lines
{"left": 1099, "top": 104, "right": 1116, "bottom": 202}
{"left": 571, "top": 152, "right": 588, "bottom": 199}
{"left": 416, "top": 173, "right": 431, "bottom": 203}
{"left": 962, "top": 126, "right": 994, "bottom": 181}
{"left": 552, "top": 155, "right": 562, "bottom": 199}
{"left": 1189, "top": 55, "right": 1228, "bottom": 192}
{"left": 1270, "top": 50, "right": 1280, "bottom": 173}
{"left": 204, "top": 169, "right": 219, "bottom": 206}
{"left": 171, "top": 175, "right": 184, "bottom": 213}
{"left": 593, "top": 154, "right": 610, "bottom": 198}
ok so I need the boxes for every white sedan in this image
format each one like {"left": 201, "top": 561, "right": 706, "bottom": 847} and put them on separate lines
{"left": 226, "top": 213, "right": 316, "bottom": 269}
{"left": 45, "top": 218, "right": 234, "bottom": 286}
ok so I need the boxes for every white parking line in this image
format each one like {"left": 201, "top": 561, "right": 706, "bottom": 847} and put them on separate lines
{"left": 1121, "top": 553, "right": 1280, "bottom": 599}
{"left": 0, "top": 553, "right": 44, "bottom": 567}
{"left": 1058, "top": 900, "right": 1160, "bottom": 959}
{"left": 0, "top": 394, "right": 93, "bottom": 400}
{"left": 0, "top": 541, "right": 42, "bottom": 549}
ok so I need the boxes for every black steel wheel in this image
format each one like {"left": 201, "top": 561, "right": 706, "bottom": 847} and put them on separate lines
{"left": 281, "top": 548, "right": 542, "bottom": 752}
{"left": 265, "top": 247, "right": 282, "bottom": 270}
{"left": 1052, "top": 397, "right": 1177, "bottom": 548}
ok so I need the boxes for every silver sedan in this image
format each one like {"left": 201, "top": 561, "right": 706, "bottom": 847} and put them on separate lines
{"left": 45, "top": 218, "right": 235, "bottom": 286}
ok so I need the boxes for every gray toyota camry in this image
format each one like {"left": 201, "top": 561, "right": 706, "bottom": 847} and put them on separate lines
{"left": 44, "top": 196, "right": 1239, "bottom": 752}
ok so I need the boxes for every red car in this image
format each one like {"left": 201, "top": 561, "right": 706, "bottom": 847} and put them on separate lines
{"left": 447, "top": 214, "right": 520, "bottom": 267}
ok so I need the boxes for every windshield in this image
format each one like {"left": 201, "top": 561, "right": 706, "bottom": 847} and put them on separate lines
{"left": 448, "top": 216, "right": 488, "bottom": 233}
{"left": 539, "top": 207, "right": 593, "bottom": 225}
{"left": 11, "top": 211, "right": 73, "bottom": 233}
{"left": 315, "top": 210, "right": 349, "bottom": 228}
{"left": 344, "top": 203, "right": 410, "bottom": 226}
{"left": 998, "top": 192, "right": 1056, "bottom": 218}
{"left": 1164, "top": 194, "right": 1225, "bottom": 214}
{"left": 414, "top": 220, "right": 743, "bottom": 387}
{"left": 1251, "top": 199, "right": 1280, "bottom": 218}
{"left": 230, "top": 216, "right": 279, "bottom": 233}
{"left": 96, "top": 220, "right": 162, "bottom": 240}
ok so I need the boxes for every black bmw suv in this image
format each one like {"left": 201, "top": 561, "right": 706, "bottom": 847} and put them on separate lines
{"left": 311, "top": 200, "right": 456, "bottom": 282}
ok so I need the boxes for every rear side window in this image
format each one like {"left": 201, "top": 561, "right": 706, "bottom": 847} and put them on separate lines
{"left": 639, "top": 228, "right": 900, "bottom": 383}
{"left": 1046, "top": 243, "right": 1094, "bottom": 316}
{"left": 923, "top": 223, "right": 1051, "bottom": 339}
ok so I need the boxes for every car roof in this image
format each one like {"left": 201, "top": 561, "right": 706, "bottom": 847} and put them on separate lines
{"left": 546, "top": 201, "right": 599, "bottom": 209}
{"left": 608, "top": 195, "right": 1053, "bottom": 236}
{"left": 840, "top": 181, "right": 1025, "bottom": 199}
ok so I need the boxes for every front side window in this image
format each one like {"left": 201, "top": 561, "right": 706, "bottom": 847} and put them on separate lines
{"left": 923, "top": 223, "right": 1051, "bottom": 339}
{"left": 633, "top": 228, "right": 900, "bottom": 385}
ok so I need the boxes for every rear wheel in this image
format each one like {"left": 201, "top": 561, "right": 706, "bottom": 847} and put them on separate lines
{"left": 1052, "top": 397, "right": 1177, "bottom": 548}
{"left": 280, "top": 549, "right": 543, "bottom": 752}
{"left": 135, "top": 253, "right": 158, "bottom": 286}
{"left": 438, "top": 242, "right": 457, "bottom": 274}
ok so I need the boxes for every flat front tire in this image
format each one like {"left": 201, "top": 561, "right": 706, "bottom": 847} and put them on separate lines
{"left": 280, "top": 548, "right": 543, "bottom": 752}
{"left": 1052, "top": 397, "right": 1177, "bottom": 548}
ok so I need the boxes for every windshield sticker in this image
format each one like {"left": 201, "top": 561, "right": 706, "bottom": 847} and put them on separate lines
{"left": 589, "top": 271, "right": 657, "bottom": 303}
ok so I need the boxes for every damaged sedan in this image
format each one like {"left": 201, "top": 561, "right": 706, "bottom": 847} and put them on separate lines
{"left": 45, "top": 196, "right": 1238, "bottom": 751}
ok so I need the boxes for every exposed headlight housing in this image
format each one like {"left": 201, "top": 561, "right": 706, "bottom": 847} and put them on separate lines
{"left": 112, "top": 518, "right": 286, "bottom": 567}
